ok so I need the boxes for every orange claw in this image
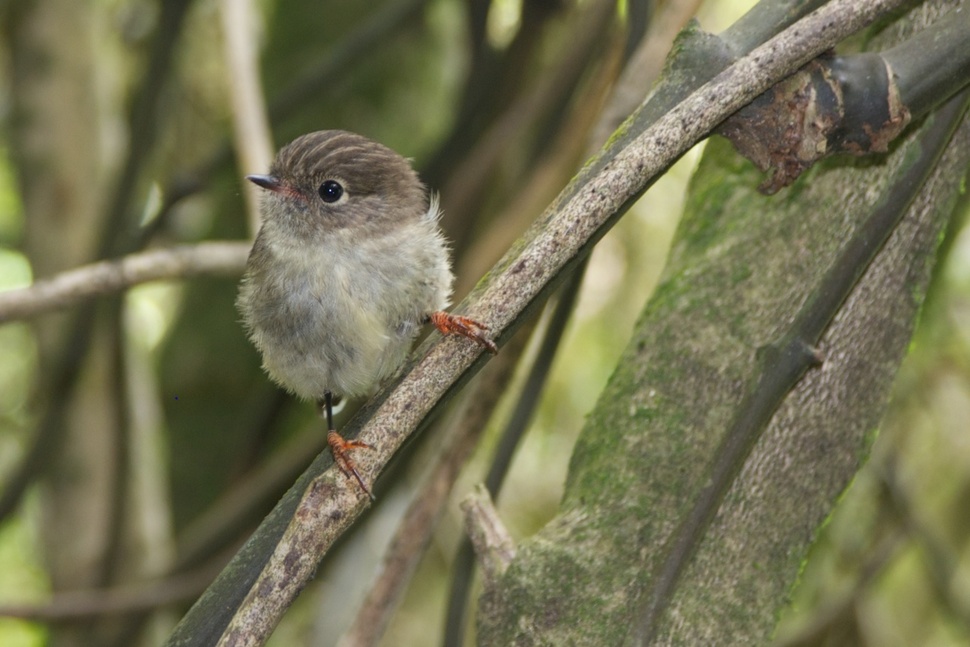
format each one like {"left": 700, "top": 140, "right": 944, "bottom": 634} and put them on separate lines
{"left": 327, "top": 430, "right": 375, "bottom": 501}
{"left": 428, "top": 311, "right": 498, "bottom": 354}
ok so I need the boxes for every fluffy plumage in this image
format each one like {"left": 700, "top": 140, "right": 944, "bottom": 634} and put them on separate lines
{"left": 237, "top": 130, "right": 453, "bottom": 402}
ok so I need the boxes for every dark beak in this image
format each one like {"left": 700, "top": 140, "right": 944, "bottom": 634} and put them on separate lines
{"left": 246, "top": 174, "right": 283, "bottom": 192}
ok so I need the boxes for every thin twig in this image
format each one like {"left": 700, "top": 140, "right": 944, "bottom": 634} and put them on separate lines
{"left": 0, "top": 242, "right": 249, "bottom": 323}
{"left": 460, "top": 485, "right": 516, "bottom": 587}
{"left": 0, "top": 565, "right": 220, "bottom": 622}
{"left": 219, "top": 0, "right": 274, "bottom": 237}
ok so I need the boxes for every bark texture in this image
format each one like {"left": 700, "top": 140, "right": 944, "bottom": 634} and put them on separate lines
{"left": 476, "top": 2, "right": 970, "bottom": 644}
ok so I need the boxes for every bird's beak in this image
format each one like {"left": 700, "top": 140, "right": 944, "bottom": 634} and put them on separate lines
{"left": 246, "top": 174, "right": 284, "bottom": 192}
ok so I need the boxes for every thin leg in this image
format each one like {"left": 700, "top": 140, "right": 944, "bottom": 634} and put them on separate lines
{"left": 323, "top": 391, "right": 375, "bottom": 501}
{"left": 428, "top": 311, "right": 498, "bottom": 354}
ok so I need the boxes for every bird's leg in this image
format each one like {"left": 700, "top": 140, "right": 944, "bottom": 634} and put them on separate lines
{"left": 427, "top": 312, "right": 498, "bottom": 354}
{"left": 321, "top": 391, "right": 375, "bottom": 501}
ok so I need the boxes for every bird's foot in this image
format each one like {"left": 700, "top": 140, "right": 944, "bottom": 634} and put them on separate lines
{"left": 327, "top": 430, "right": 375, "bottom": 501}
{"left": 428, "top": 311, "right": 498, "bottom": 354}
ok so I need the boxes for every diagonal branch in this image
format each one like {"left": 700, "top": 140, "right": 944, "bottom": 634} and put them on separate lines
{"left": 336, "top": 315, "right": 532, "bottom": 647}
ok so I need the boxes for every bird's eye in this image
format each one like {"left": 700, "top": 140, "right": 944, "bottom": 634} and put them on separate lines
{"left": 318, "top": 180, "right": 344, "bottom": 203}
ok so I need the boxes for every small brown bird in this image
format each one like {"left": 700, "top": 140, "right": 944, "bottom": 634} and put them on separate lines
{"left": 237, "top": 130, "right": 496, "bottom": 499}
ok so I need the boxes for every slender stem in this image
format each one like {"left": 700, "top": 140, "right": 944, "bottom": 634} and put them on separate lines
{"left": 219, "top": 0, "right": 274, "bottom": 236}
{"left": 0, "top": 242, "right": 249, "bottom": 323}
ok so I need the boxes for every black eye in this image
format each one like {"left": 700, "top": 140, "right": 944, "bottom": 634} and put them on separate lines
{"left": 318, "top": 180, "right": 344, "bottom": 203}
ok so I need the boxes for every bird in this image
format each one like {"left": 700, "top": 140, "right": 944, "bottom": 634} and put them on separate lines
{"left": 237, "top": 130, "right": 496, "bottom": 499}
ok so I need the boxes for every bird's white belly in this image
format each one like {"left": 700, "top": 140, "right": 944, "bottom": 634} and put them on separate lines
{"left": 255, "top": 257, "right": 413, "bottom": 401}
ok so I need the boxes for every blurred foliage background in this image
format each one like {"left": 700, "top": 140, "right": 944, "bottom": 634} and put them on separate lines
{"left": 0, "top": 0, "right": 968, "bottom": 645}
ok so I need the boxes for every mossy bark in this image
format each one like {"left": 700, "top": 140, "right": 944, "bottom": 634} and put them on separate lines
{"left": 476, "top": 5, "right": 970, "bottom": 645}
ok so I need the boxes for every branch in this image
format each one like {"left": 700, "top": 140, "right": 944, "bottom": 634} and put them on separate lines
{"left": 460, "top": 485, "right": 516, "bottom": 587}
{"left": 884, "top": 4, "right": 970, "bottom": 118}
{"left": 590, "top": 0, "right": 705, "bottom": 147}
{"left": 439, "top": 0, "right": 616, "bottom": 250}
{"left": 0, "top": 565, "right": 218, "bottom": 621}
{"left": 219, "top": 0, "right": 274, "bottom": 236}
{"left": 444, "top": 261, "right": 585, "bottom": 643}
{"left": 717, "top": 4, "right": 970, "bottom": 193}
{"left": 0, "top": 242, "right": 249, "bottom": 323}
{"left": 165, "top": 1, "right": 910, "bottom": 645}
{"left": 337, "top": 317, "right": 531, "bottom": 647}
